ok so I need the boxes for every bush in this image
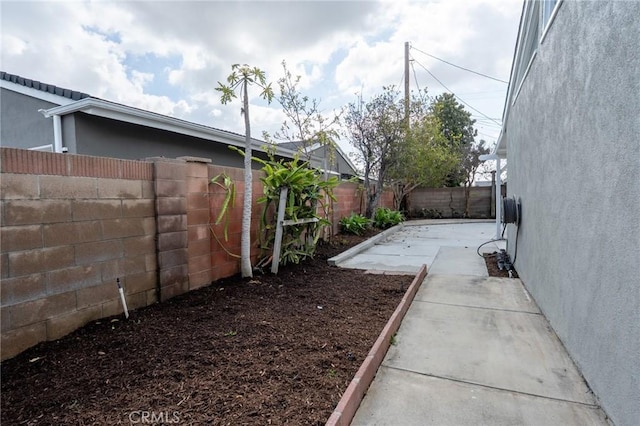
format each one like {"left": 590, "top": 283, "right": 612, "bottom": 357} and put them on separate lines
{"left": 373, "top": 207, "right": 404, "bottom": 229}
{"left": 418, "top": 208, "right": 443, "bottom": 219}
{"left": 339, "top": 213, "right": 371, "bottom": 236}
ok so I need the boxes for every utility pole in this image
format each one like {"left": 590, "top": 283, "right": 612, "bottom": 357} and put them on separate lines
{"left": 404, "top": 41, "right": 410, "bottom": 128}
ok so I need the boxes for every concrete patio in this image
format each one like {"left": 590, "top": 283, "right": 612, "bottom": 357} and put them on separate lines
{"left": 329, "top": 220, "right": 608, "bottom": 426}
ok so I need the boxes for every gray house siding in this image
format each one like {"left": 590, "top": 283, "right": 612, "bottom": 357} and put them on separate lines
{"left": 70, "top": 113, "right": 272, "bottom": 167}
{"left": 505, "top": 2, "right": 639, "bottom": 426}
{"left": 0, "top": 88, "right": 56, "bottom": 149}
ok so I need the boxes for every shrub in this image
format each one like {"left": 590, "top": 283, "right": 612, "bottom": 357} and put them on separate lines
{"left": 373, "top": 207, "right": 404, "bottom": 229}
{"left": 255, "top": 156, "right": 338, "bottom": 267}
{"left": 339, "top": 213, "right": 371, "bottom": 236}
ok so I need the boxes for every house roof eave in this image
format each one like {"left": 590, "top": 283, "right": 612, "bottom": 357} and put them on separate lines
{"left": 41, "top": 97, "right": 322, "bottom": 165}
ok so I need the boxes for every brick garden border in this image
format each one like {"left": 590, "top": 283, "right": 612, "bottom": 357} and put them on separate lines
{"left": 325, "top": 263, "right": 428, "bottom": 426}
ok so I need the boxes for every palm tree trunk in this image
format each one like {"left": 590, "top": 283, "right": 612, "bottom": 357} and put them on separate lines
{"left": 241, "top": 81, "right": 253, "bottom": 278}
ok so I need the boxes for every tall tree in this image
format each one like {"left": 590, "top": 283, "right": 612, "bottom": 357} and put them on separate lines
{"left": 460, "top": 139, "right": 491, "bottom": 217}
{"left": 430, "top": 93, "right": 477, "bottom": 186}
{"left": 388, "top": 114, "right": 459, "bottom": 211}
{"left": 267, "top": 61, "right": 341, "bottom": 164}
{"left": 344, "top": 86, "right": 406, "bottom": 217}
{"left": 216, "top": 64, "right": 273, "bottom": 278}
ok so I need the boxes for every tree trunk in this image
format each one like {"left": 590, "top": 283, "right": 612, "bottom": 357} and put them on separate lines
{"left": 366, "top": 166, "right": 385, "bottom": 217}
{"left": 241, "top": 81, "right": 253, "bottom": 278}
{"left": 464, "top": 183, "right": 471, "bottom": 218}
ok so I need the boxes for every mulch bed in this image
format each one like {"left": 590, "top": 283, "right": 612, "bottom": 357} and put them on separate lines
{"left": 483, "top": 252, "right": 520, "bottom": 278}
{"left": 1, "top": 231, "right": 411, "bottom": 426}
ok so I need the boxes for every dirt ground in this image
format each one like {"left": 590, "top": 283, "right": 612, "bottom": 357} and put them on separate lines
{"left": 1, "top": 232, "right": 411, "bottom": 426}
{"left": 483, "top": 252, "right": 520, "bottom": 278}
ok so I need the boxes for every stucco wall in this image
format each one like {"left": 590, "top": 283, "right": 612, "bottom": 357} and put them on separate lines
{"left": 505, "top": 2, "right": 639, "bottom": 425}
{"left": 0, "top": 89, "right": 56, "bottom": 149}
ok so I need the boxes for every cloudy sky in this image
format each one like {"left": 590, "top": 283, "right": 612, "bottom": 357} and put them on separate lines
{"left": 1, "top": 0, "right": 522, "bottom": 154}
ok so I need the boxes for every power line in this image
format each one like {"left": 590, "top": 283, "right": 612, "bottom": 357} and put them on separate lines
{"left": 411, "top": 56, "right": 503, "bottom": 127}
{"left": 410, "top": 60, "right": 422, "bottom": 95}
{"left": 411, "top": 46, "right": 509, "bottom": 84}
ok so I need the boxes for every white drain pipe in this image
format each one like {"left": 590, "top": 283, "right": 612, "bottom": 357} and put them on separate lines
{"left": 116, "top": 278, "right": 129, "bottom": 319}
{"left": 480, "top": 154, "right": 502, "bottom": 239}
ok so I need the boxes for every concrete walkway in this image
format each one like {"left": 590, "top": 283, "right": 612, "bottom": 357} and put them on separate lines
{"left": 332, "top": 221, "right": 608, "bottom": 426}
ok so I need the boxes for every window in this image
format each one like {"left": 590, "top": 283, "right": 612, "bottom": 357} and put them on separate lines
{"left": 541, "top": 0, "right": 562, "bottom": 42}
{"left": 512, "top": 0, "right": 540, "bottom": 96}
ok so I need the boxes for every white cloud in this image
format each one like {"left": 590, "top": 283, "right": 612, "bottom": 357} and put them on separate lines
{"left": 1, "top": 0, "right": 522, "bottom": 148}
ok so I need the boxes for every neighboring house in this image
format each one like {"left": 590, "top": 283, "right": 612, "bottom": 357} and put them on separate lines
{"left": 0, "top": 71, "right": 326, "bottom": 170}
{"left": 277, "top": 140, "right": 359, "bottom": 180}
{"left": 496, "top": 2, "right": 639, "bottom": 426}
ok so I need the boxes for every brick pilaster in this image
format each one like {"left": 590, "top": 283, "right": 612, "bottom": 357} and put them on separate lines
{"left": 150, "top": 158, "right": 188, "bottom": 301}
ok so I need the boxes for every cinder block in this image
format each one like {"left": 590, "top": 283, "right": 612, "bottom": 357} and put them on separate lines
{"left": 1, "top": 253, "right": 8, "bottom": 279}
{"left": 43, "top": 221, "right": 102, "bottom": 247}
{"left": 47, "top": 265, "right": 101, "bottom": 295}
{"left": 155, "top": 179, "right": 186, "bottom": 197}
{"left": 153, "top": 160, "right": 186, "bottom": 180}
{"left": 72, "top": 199, "right": 122, "bottom": 221}
{"left": 3, "top": 200, "right": 72, "bottom": 225}
{"left": 46, "top": 305, "right": 102, "bottom": 341}
{"left": 75, "top": 240, "right": 123, "bottom": 265}
{"left": 1, "top": 307, "right": 11, "bottom": 332}
{"left": 144, "top": 254, "right": 157, "bottom": 272}
{"left": 1, "top": 225, "right": 43, "bottom": 252}
{"left": 157, "top": 215, "right": 187, "bottom": 233}
{"left": 187, "top": 209, "right": 210, "bottom": 226}
{"left": 158, "top": 248, "right": 188, "bottom": 269}
{"left": 1, "top": 321, "right": 47, "bottom": 361}
{"left": 1, "top": 273, "right": 47, "bottom": 306}
{"left": 188, "top": 255, "right": 211, "bottom": 277}
{"left": 0, "top": 174, "right": 39, "bottom": 200}
{"left": 189, "top": 270, "right": 212, "bottom": 290}
{"left": 123, "top": 271, "right": 156, "bottom": 295}
{"left": 187, "top": 225, "right": 210, "bottom": 242}
{"left": 10, "top": 292, "right": 77, "bottom": 328}
{"left": 142, "top": 217, "right": 156, "bottom": 235}
{"left": 123, "top": 235, "right": 155, "bottom": 257}
{"left": 8, "top": 246, "right": 74, "bottom": 277}
{"left": 158, "top": 231, "right": 187, "bottom": 252}
{"left": 76, "top": 281, "right": 120, "bottom": 309}
{"left": 68, "top": 154, "right": 117, "bottom": 178}
{"left": 122, "top": 255, "right": 147, "bottom": 276}
{"left": 8, "top": 249, "right": 43, "bottom": 277}
{"left": 159, "top": 281, "right": 188, "bottom": 301}
{"left": 187, "top": 192, "right": 209, "bottom": 210}
{"left": 125, "top": 291, "right": 147, "bottom": 311}
{"left": 100, "top": 259, "right": 122, "bottom": 282}
{"left": 141, "top": 181, "right": 155, "bottom": 199}
{"left": 101, "top": 298, "right": 123, "bottom": 318}
{"left": 120, "top": 159, "right": 154, "bottom": 181}
{"left": 98, "top": 179, "right": 142, "bottom": 199}
{"left": 102, "top": 218, "right": 145, "bottom": 239}
{"left": 146, "top": 288, "right": 158, "bottom": 305}
{"left": 156, "top": 197, "right": 186, "bottom": 215}
{"left": 122, "top": 199, "right": 154, "bottom": 218}
{"left": 40, "top": 176, "right": 97, "bottom": 199}
{"left": 188, "top": 239, "right": 211, "bottom": 258}
{"left": 186, "top": 178, "right": 208, "bottom": 194}
{"left": 159, "top": 265, "right": 188, "bottom": 289}
{"left": 186, "top": 162, "right": 210, "bottom": 178}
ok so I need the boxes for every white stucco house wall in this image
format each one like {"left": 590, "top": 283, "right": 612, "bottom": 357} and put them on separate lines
{"left": 495, "top": 1, "right": 639, "bottom": 425}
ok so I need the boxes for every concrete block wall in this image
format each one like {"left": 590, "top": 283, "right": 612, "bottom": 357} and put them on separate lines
{"left": 0, "top": 148, "right": 396, "bottom": 361}
{"left": 207, "top": 165, "right": 267, "bottom": 281}
{"left": 408, "top": 186, "right": 494, "bottom": 218}
{"left": 331, "top": 182, "right": 364, "bottom": 234}
{"left": 1, "top": 148, "right": 156, "bottom": 360}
